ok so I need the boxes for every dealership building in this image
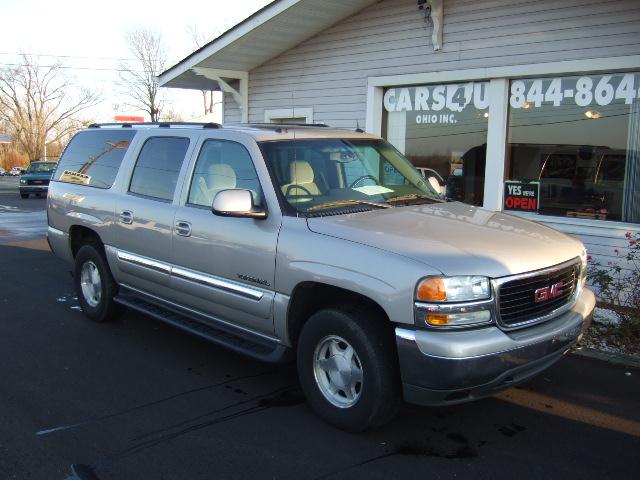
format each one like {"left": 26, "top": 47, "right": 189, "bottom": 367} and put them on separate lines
{"left": 159, "top": 0, "right": 640, "bottom": 270}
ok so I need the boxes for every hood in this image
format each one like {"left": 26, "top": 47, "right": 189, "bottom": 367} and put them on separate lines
{"left": 306, "top": 202, "right": 582, "bottom": 278}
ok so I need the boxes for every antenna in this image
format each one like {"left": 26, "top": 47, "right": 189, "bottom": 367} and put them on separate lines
{"left": 355, "top": 120, "right": 364, "bottom": 133}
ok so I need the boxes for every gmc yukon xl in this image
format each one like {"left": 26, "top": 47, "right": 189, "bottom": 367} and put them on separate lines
{"left": 47, "top": 123, "right": 595, "bottom": 431}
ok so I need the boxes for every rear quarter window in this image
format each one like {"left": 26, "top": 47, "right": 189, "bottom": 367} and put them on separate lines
{"left": 54, "top": 130, "right": 136, "bottom": 188}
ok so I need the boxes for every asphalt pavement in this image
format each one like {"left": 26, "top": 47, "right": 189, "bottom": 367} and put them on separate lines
{"left": 0, "top": 179, "right": 639, "bottom": 480}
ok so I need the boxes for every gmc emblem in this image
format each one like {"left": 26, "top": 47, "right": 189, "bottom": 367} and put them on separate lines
{"left": 534, "top": 282, "right": 564, "bottom": 302}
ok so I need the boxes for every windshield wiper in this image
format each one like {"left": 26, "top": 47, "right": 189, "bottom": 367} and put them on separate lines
{"left": 307, "top": 199, "right": 392, "bottom": 212}
{"left": 385, "top": 193, "right": 442, "bottom": 205}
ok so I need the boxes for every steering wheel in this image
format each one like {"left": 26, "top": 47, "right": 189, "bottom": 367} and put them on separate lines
{"left": 349, "top": 175, "right": 380, "bottom": 188}
{"left": 285, "top": 184, "right": 314, "bottom": 196}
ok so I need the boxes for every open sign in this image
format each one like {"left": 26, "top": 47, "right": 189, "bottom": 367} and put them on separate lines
{"left": 504, "top": 181, "right": 540, "bottom": 212}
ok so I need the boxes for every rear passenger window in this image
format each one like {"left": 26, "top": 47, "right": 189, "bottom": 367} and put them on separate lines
{"left": 54, "top": 130, "right": 136, "bottom": 188}
{"left": 188, "top": 140, "right": 262, "bottom": 207}
{"left": 129, "top": 137, "right": 190, "bottom": 201}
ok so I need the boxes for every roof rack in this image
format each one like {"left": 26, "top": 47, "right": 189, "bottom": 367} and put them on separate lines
{"left": 88, "top": 122, "right": 222, "bottom": 129}
{"left": 230, "top": 122, "right": 330, "bottom": 129}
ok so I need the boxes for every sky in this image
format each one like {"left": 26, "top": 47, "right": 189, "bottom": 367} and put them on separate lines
{"left": 0, "top": 0, "right": 272, "bottom": 122}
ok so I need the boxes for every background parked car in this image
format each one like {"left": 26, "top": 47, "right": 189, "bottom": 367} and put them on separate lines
{"left": 19, "top": 161, "right": 57, "bottom": 198}
{"left": 0, "top": 167, "right": 6, "bottom": 176}
{"left": 9, "top": 166, "right": 24, "bottom": 176}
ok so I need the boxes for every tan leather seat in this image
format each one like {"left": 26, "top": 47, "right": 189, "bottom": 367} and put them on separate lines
{"left": 281, "top": 160, "right": 320, "bottom": 198}
{"left": 193, "top": 163, "right": 237, "bottom": 206}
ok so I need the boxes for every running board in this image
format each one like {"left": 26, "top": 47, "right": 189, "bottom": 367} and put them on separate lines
{"left": 114, "top": 293, "right": 291, "bottom": 363}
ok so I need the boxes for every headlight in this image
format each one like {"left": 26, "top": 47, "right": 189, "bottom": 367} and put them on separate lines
{"left": 19, "top": 179, "right": 26, "bottom": 184}
{"left": 416, "top": 276, "right": 490, "bottom": 302}
{"left": 415, "top": 276, "right": 493, "bottom": 328}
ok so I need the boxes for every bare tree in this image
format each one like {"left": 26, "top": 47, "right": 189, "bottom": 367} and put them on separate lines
{"left": 0, "top": 54, "right": 99, "bottom": 161}
{"left": 159, "top": 107, "right": 184, "bottom": 122}
{"left": 119, "top": 27, "right": 166, "bottom": 121}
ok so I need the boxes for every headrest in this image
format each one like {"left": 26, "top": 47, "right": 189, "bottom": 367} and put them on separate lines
{"left": 289, "top": 160, "right": 314, "bottom": 184}
{"left": 209, "top": 163, "right": 236, "bottom": 189}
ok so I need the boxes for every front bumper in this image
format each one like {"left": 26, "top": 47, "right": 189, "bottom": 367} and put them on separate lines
{"left": 396, "top": 287, "right": 595, "bottom": 406}
{"left": 20, "top": 184, "right": 49, "bottom": 194}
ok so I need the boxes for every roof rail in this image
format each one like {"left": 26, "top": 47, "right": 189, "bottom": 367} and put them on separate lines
{"left": 230, "top": 122, "right": 330, "bottom": 129}
{"left": 87, "top": 122, "right": 222, "bottom": 129}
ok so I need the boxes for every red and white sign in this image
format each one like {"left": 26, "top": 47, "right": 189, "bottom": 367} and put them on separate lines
{"left": 114, "top": 115, "right": 145, "bottom": 122}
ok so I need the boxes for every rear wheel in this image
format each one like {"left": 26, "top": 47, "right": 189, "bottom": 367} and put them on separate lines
{"left": 74, "top": 243, "right": 124, "bottom": 322}
{"left": 297, "top": 306, "right": 400, "bottom": 431}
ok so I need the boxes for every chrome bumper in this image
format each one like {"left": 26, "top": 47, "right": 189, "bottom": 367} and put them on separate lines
{"left": 396, "top": 287, "right": 595, "bottom": 406}
{"left": 20, "top": 185, "right": 49, "bottom": 192}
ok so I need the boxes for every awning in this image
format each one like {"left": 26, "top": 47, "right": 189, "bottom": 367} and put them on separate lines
{"left": 157, "top": 0, "right": 378, "bottom": 121}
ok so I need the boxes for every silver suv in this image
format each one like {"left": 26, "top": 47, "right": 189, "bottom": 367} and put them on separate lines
{"left": 47, "top": 122, "right": 595, "bottom": 431}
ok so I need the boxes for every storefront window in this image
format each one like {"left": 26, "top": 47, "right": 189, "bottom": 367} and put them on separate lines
{"left": 506, "top": 73, "right": 640, "bottom": 223}
{"left": 382, "top": 82, "right": 490, "bottom": 206}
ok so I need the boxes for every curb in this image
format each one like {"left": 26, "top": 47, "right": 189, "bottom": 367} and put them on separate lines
{"left": 571, "top": 347, "right": 640, "bottom": 369}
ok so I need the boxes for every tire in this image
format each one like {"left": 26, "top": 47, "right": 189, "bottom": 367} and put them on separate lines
{"left": 20, "top": 193, "right": 28, "bottom": 199}
{"left": 74, "top": 243, "right": 124, "bottom": 322}
{"left": 297, "top": 306, "right": 400, "bottom": 431}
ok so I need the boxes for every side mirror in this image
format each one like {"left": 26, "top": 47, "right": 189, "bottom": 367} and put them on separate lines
{"left": 212, "top": 189, "right": 267, "bottom": 219}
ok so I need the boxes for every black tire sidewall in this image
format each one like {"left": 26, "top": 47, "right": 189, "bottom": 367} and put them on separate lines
{"left": 74, "top": 244, "right": 119, "bottom": 322}
{"left": 297, "top": 308, "right": 399, "bottom": 432}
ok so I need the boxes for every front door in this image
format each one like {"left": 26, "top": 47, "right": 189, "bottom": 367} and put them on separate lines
{"left": 171, "top": 138, "right": 281, "bottom": 335}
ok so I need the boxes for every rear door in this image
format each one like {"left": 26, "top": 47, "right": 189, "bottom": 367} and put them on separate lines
{"left": 170, "top": 133, "right": 282, "bottom": 336}
{"left": 111, "top": 132, "right": 196, "bottom": 297}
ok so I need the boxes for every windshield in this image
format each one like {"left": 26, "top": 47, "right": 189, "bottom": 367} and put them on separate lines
{"left": 260, "top": 139, "right": 442, "bottom": 215}
{"left": 27, "top": 162, "right": 57, "bottom": 173}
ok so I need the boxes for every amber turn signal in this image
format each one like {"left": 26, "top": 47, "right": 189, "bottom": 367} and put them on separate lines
{"left": 416, "top": 277, "right": 446, "bottom": 301}
{"left": 426, "top": 314, "right": 449, "bottom": 325}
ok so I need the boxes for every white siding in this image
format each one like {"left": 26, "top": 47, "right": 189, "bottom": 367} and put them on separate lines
{"left": 223, "top": 92, "right": 242, "bottom": 123}
{"left": 224, "top": 0, "right": 640, "bottom": 128}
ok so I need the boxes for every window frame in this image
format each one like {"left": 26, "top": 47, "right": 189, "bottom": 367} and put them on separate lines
{"left": 264, "top": 108, "right": 314, "bottom": 124}
{"left": 185, "top": 138, "right": 266, "bottom": 210}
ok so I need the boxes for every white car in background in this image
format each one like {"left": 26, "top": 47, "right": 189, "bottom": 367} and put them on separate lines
{"left": 0, "top": 167, "right": 6, "bottom": 176}
{"left": 9, "top": 167, "right": 24, "bottom": 176}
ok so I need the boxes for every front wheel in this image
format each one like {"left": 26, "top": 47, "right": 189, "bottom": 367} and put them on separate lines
{"left": 74, "top": 244, "right": 124, "bottom": 322}
{"left": 20, "top": 193, "right": 28, "bottom": 199}
{"left": 297, "top": 307, "right": 400, "bottom": 431}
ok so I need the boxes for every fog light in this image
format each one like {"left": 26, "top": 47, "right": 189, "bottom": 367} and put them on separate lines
{"left": 426, "top": 314, "right": 449, "bottom": 325}
{"left": 425, "top": 310, "right": 491, "bottom": 327}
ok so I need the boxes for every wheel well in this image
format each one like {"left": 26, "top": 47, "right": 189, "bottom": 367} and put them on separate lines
{"left": 69, "top": 225, "right": 103, "bottom": 258}
{"left": 287, "top": 282, "right": 391, "bottom": 347}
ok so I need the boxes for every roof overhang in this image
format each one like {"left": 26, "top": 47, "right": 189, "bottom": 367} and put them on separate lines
{"left": 158, "top": 0, "right": 379, "bottom": 91}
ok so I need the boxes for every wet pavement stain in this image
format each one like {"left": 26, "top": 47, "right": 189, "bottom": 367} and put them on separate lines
{"left": 64, "top": 464, "right": 99, "bottom": 480}
{"left": 258, "top": 388, "right": 306, "bottom": 408}
{"left": 394, "top": 435, "right": 479, "bottom": 460}
{"left": 498, "top": 423, "right": 527, "bottom": 437}
{"left": 446, "top": 432, "right": 468, "bottom": 444}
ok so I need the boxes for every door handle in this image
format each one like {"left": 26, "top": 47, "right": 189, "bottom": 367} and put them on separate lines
{"left": 120, "top": 210, "right": 133, "bottom": 225}
{"left": 174, "top": 221, "right": 192, "bottom": 237}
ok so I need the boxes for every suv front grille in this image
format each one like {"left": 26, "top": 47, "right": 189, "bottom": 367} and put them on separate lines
{"left": 498, "top": 261, "right": 579, "bottom": 327}
{"left": 27, "top": 179, "right": 50, "bottom": 185}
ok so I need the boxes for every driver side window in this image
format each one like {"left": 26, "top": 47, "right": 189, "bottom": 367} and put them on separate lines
{"left": 188, "top": 140, "right": 263, "bottom": 207}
